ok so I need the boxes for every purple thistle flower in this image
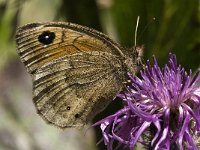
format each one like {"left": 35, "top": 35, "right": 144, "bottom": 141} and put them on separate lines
{"left": 93, "top": 54, "right": 200, "bottom": 150}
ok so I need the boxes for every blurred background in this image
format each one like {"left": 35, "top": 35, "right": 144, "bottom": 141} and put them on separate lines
{"left": 0, "top": 0, "right": 199, "bottom": 150}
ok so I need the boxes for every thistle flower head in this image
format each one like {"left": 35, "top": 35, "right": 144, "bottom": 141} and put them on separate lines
{"left": 94, "top": 54, "right": 200, "bottom": 150}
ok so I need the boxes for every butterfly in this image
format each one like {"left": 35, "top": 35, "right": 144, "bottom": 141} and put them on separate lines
{"left": 16, "top": 22, "right": 143, "bottom": 128}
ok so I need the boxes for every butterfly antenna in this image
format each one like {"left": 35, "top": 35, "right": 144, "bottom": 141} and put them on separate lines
{"left": 138, "top": 17, "right": 156, "bottom": 41}
{"left": 134, "top": 16, "right": 140, "bottom": 47}
{"left": 134, "top": 17, "right": 146, "bottom": 69}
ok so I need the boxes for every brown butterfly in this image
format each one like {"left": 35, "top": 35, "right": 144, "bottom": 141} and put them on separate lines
{"left": 16, "top": 22, "right": 143, "bottom": 128}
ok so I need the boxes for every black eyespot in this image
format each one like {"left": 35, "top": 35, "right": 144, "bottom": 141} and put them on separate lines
{"left": 67, "top": 106, "right": 71, "bottom": 110}
{"left": 75, "top": 114, "right": 79, "bottom": 118}
{"left": 38, "top": 31, "right": 55, "bottom": 45}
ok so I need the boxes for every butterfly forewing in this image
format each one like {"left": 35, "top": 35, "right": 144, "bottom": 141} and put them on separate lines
{"left": 16, "top": 22, "right": 128, "bottom": 128}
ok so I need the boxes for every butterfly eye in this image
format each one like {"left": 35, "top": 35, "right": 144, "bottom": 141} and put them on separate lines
{"left": 38, "top": 31, "right": 55, "bottom": 45}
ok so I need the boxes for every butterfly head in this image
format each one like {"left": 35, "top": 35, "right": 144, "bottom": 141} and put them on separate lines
{"left": 124, "top": 46, "right": 144, "bottom": 76}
